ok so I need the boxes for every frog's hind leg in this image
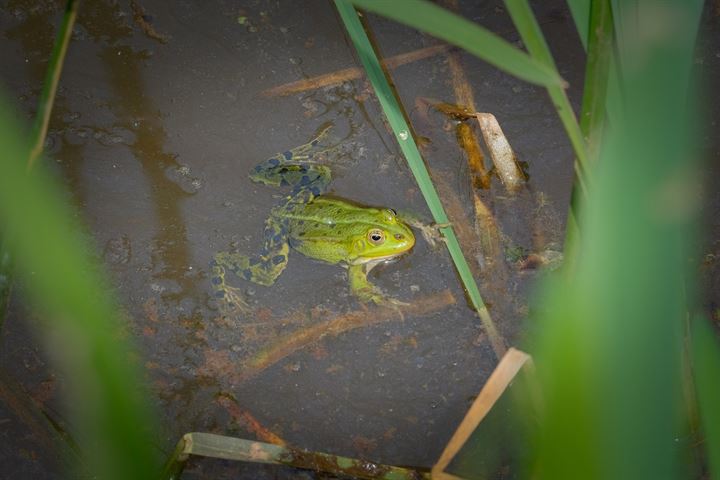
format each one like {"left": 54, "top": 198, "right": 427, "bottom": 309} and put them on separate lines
{"left": 211, "top": 217, "right": 291, "bottom": 298}
{"left": 250, "top": 126, "right": 336, "bottom": 187}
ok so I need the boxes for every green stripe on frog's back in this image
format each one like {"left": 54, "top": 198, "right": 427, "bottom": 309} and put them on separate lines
{"left": 284, "top": 196, "right": 415, "bottom": 265}
{"left": 282, "top": 197, "right": 385, "bottom": 226}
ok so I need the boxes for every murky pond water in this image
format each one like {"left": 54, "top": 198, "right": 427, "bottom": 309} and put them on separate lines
{"left": 4, "top": 1, "right": 717, "bottom": 479}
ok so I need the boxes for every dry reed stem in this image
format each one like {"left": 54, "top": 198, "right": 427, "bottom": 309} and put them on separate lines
{"left": 475, "top": 112, "right": 525, "bottom": 192}
{"left": 432, "top": 348, "right": 532, "bottom": 477}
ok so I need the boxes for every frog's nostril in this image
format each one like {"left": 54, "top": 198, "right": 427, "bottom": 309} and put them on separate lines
{"left": 394, "top": 234, "right": 404, "bottom": 240}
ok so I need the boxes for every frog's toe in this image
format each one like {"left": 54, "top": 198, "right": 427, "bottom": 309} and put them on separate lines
{"left": 357, "top": 287, "right": 409, "bottom": 310}
{"left": 374, "top": 295, "right": 410, "bottom": 309}
{"left": 417, "top": 223, "right": 449, "bottom": 248}
{"left": 369, "top": 294, "right": 407, "bottom": 319}
{"left": 215, "top": 286, "right": 252, "bottom": 317}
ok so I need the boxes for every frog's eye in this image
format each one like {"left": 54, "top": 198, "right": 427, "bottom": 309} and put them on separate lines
{"left": 389, "top": 208, "right": 397, "bottom": 216}
{"left": 367, "top": 229, "right": 385, "bottom": 245}
{"left": 384, "top": 209, "right": 396, "bottom": 222}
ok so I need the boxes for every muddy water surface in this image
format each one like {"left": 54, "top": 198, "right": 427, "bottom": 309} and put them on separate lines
{"left": 0, "top": 1, "right": 603, "bottom": 478}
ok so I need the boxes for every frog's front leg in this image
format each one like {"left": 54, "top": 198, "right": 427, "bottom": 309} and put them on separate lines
{"left": 347, "top": 263, "right": 409, "bottom": 308}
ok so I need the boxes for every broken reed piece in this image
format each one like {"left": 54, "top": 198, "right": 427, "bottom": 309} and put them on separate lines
{"left": 457, "top": 122, "right": 491, "bottom": 189}
{"left": 475, "top": 112, "right": 525, "bottom": 192}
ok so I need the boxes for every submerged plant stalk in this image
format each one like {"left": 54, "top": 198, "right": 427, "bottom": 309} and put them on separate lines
{"left": 163, "top": 432, "right": 430, "bottom": 480}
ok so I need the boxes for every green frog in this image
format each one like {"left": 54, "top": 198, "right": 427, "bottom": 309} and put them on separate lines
{"left": 210, "top": 125, "right": 416, "bottom": 314}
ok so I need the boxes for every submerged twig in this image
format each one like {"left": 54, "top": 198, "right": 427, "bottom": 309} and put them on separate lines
{"left": 261, "top": 44, "right": 450, "bottom": 97}
{"left": 241, "top": 290, "right": 455, "bottom": 382}
{"left": 216, "top": 394, "right": 286, "bottom": 446}
{"left": 130, "top": 1, "right": 170, "bottom": 44}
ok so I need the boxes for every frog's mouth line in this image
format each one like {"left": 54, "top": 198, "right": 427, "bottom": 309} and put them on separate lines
{"left": 353, "top": 249, "right": 414, "bottom": 266}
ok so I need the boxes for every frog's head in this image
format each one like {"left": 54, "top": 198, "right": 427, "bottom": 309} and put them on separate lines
{"left": 348, "top": 208, "right": 415, "bottom": 264}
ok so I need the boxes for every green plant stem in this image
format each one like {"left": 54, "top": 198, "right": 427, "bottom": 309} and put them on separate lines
{"left": 578, "top": 0, "right": 613, "bottom": 163}
{"left": 336, "top": 0, "right": 506, "bottom": 358}
{"left": 562, "top": 0, "right": 614, "bottom": 270}
{"left": 27, "top": 0, "right": 79, "bottom": 170}
{"left": 1, "top": 0, "right": 79, "bottom": 329}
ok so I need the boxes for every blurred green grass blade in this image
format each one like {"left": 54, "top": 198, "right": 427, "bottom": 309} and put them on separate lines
{"left": 578, "top": 0, "right": 612, "bottom": 157}
{"left": 349, "top": 0, "right": 566, "bottom": 88}
{"left": 563, "top": 0, "right": 613, "bottom": 267}
{"left": 534, "top": 0, "right": 704, "bottom": 478}
{"left": 1, "top": 0, "right": 78, "bottom": 326}
{"left": 504, "top": 0, "right": 589, "bottom": 177}
{"left": 691, "top": 317, "right": 720, "bottom": 479}
{"left": 0, "top": 93, "right": 157, "bottom": 479}
{"left": 567, "top": 0, "right": 621, "bottom": 127}
{"left": 335, "top": 0, "right": 506, "bottom": 358}
{"left": 566, "top": 0, "right": 590, "bottom": 49}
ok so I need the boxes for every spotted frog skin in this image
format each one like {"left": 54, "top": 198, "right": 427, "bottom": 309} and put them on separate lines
{"left": 211, "top": 126, "right": 415, "bottom": 314}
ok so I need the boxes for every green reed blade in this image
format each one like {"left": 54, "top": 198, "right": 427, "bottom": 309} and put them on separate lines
{"left": 1, "top": 0, "right": 78, "bottom": 327}
{"left": 0, "top": 92, "right": 157, "bottom": 479}
{"left": 566, "top": 0, "right": 591, "bottom": 49}
{"left": 534, "top": 0, "right": 704, "bottom": 478}
{"left": 27, "top": 0, "right": 79, "bottom": 170}
{"left": 691, "top": 317, "right": 720, "bottom": 479}
{"left": 348, "top": 0, "right": 565, "bottom": 89}
{"left": 336, "top": 0, "right": 506, "bottom": 358}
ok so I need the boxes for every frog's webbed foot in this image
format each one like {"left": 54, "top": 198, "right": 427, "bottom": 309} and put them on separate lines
{"left": 419, "top": 223, "right": 450, "bottom": 248}
{"left": 356, "top": 286, "right": 409, "bottom": 308}
{"left": 396, "top": 210, "right": 450, "bottom": 248}
{"left": 217, "top": 284, "right": 252, "bottom": 317}
{"left": 410, "top": 220, "right": 450, "bottom": 249}
{"left": 349, "top": 264, "right": 408, "bottom": 317}
{"left": 210, "top": 262, "right": 252, "bottom": 317}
